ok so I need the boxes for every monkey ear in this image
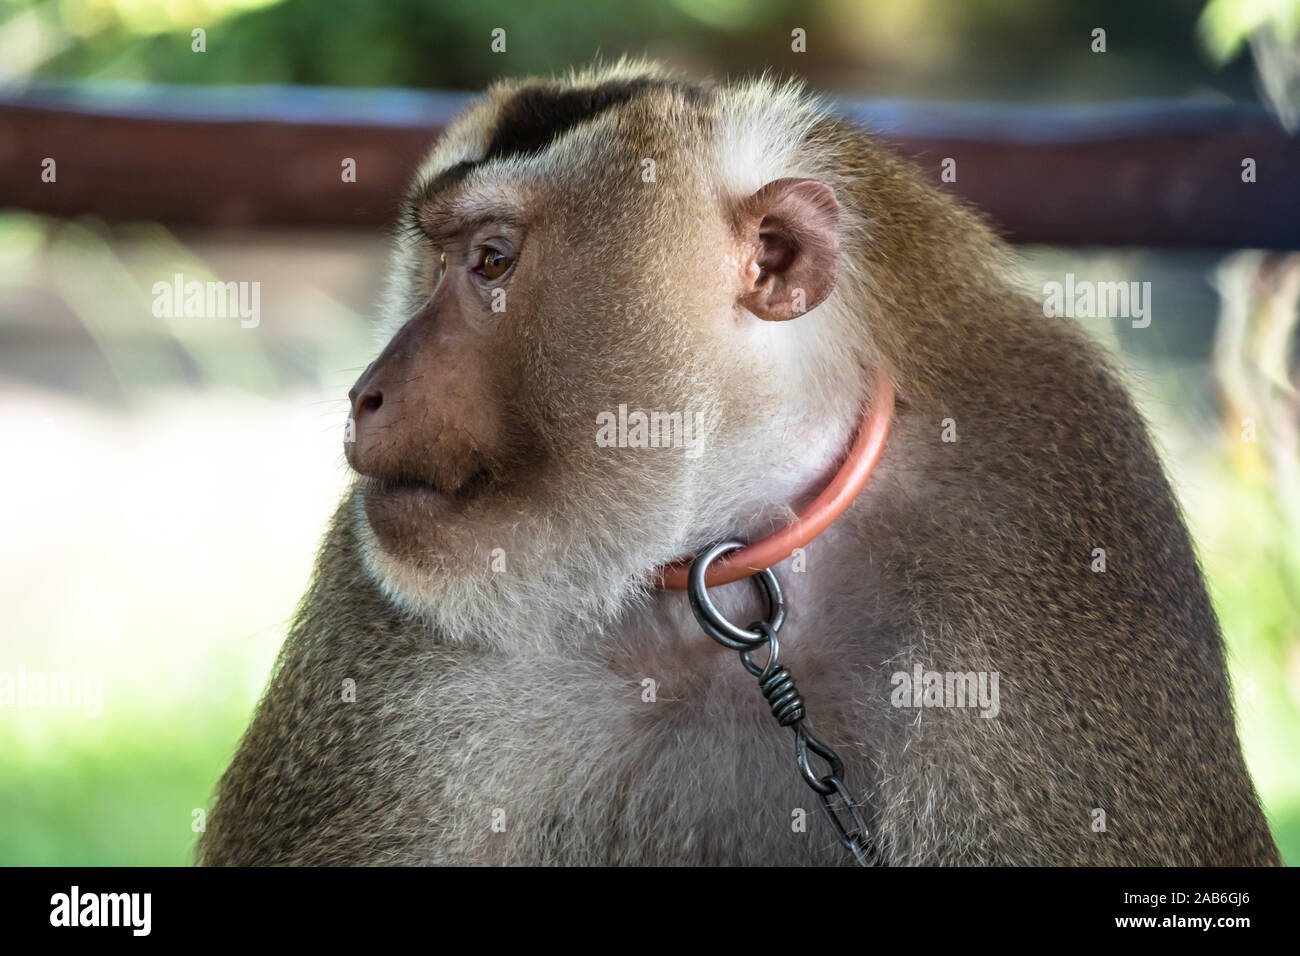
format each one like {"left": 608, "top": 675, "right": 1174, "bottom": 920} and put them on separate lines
{"left": 737, "top": 178, "right": 839, "bottom": 321}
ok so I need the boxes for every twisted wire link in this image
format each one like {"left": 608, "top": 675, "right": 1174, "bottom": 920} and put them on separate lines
{"left": 760, "top": 665, "right": 806, "bottom": 726}
{"left": 741, "top": 622, "right": 806, "bottom": 726}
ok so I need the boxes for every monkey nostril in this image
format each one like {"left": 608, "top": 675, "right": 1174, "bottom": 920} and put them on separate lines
{"left": 351, "top": 387, "right": 384, "bottom": 425}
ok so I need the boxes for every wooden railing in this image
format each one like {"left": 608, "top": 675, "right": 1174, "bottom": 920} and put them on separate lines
{"left": 1, "top": 82, "right": 1297, "bottom": 248}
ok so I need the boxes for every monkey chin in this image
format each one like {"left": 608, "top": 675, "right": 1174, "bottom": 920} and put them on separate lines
{"left": 349, "top": 481, "right": 664, "bottom": 651}
{"left": 353, "top": 474, "right": 506, "bottom": 593}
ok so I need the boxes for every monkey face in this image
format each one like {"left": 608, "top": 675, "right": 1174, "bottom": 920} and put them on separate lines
{"left": 344, "top": 69, "right": 859, "bottom": 644}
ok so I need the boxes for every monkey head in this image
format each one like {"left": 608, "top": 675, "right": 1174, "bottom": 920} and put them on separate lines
{"left": 344, "top": 63, "right": 871, "bottom": 645}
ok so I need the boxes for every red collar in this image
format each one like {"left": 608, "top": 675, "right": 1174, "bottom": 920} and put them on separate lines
{"left": 656, "top": 371, "right": 895, "bottom": 589}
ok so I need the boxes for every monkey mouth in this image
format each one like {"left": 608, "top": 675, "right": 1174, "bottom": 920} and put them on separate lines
{"left": 362, "top": 470, "right": 494, "bottom": 504}
{"left": 358, "top": 470, "right": 499, "bottom": 562}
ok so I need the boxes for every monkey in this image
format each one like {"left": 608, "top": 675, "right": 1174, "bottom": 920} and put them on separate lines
{"left": 198, "top": 60, "right": 1280, "bottom": 866}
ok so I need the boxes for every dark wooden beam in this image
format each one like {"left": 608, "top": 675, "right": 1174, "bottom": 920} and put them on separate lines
{"left": 0, "top": 83, "right": 1296, "bottom": 247}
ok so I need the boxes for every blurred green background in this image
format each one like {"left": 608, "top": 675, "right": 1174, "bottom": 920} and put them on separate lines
{"left": 0, "top": 0, "right": 1297, "bottom": 865}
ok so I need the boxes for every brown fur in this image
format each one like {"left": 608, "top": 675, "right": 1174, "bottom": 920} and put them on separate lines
{"left": 198, "top": 63, "right": 1279, "bottom": 866}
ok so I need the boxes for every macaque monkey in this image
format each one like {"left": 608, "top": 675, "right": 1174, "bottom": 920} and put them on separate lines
{"left": 199, "top": 61, "right": 1279, "bottom": 865}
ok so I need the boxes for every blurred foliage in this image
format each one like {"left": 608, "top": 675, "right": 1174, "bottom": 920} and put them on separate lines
{"left": 1200, "top": 0, "right": 1300, "bottom": 62}
{"left": 0, "top": 0, "right": 1260, "bottom": 100}
{"left": 1199, "top": 0, "right": 1300, "bottom": 129}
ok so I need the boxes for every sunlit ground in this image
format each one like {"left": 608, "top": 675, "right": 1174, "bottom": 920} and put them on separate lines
{"left": 0, "top": 216, "right": 1296, "bottom": 865}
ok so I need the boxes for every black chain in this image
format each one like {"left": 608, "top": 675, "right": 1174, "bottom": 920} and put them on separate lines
{"left": 686, "top": 541, "right": 877, "bottom": 867}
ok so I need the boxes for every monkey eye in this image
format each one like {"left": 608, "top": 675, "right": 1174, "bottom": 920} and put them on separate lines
{"left": 475, "top": 247, "right": 513, "bottom": 280}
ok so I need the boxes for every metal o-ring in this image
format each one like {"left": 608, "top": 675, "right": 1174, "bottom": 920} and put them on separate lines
{"left": 686, "top": 540, "right": 785, "bottom": 650}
